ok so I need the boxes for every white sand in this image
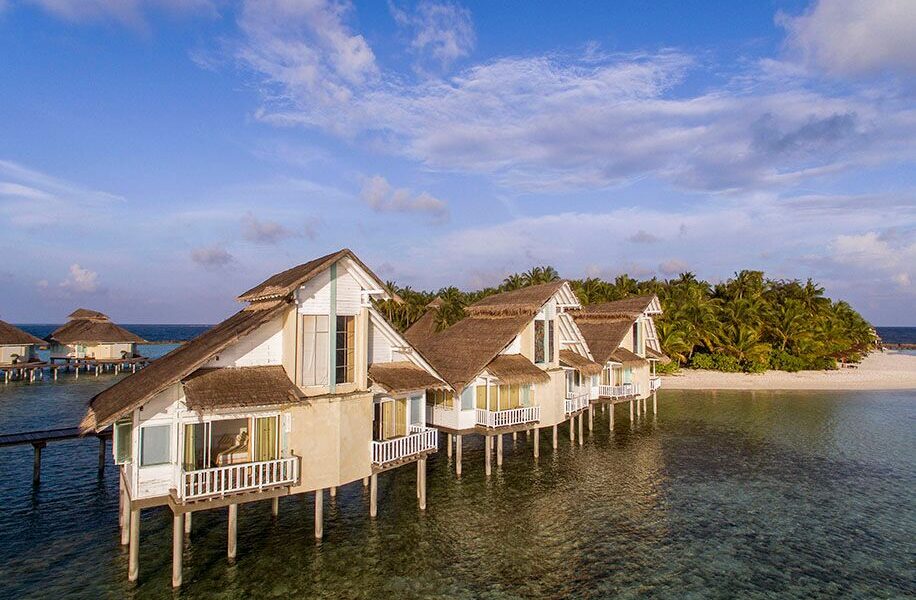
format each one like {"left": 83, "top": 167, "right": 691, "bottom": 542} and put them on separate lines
{"left": 661, "top": 351, "right": 916, "bottom": 391}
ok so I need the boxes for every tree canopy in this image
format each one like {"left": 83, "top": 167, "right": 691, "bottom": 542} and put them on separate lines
{"left": 377, "top": 268, "right": 876, "bottom": 373}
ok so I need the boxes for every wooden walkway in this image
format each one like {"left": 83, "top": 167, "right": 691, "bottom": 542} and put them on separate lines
{"left": 0, "top": 426, "right": 111, "bottom": 485}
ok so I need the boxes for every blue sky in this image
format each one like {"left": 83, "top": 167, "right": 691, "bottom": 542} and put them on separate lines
{"left": 1, "top": 0, "right": 914, "bottom": 325}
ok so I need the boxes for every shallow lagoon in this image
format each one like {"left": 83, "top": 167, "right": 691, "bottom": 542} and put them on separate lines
{"left": 0, "top": 377, "right": 913, "bottom": 598}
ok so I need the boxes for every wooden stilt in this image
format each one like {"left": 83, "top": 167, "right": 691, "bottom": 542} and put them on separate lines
{"left": 363, "top": 476, "right": 369, "bottom": 487}
{"left": 569, "top": 418, "right": 575, "bottom": 443}
{"left": 369, "top": 474, "right": 378, "bottom": 517}
{"left": 629, "top": 400, "right": 634, "bottom": 422}
{"left": 418, "top": 458, "right": 427, "bottom": 510}
{"left": 496, "top": 434, "right": 503, "bottom": 466}
{"left": 128, "top": 509, "right": 140, "bottom": 582}
{"left": 228, "top": 504, "right": 238, "bottom": 559}
{"left": 447, "top": 433, "right": 453, "bottom": 458}
{"left": 609, "top": 403, "right": 615, "bottom": 431}
{"left": 120, "top": 485, "right": 130, "bottom": 545}
{"left": 588, "top": 405, "right": 594, "bottom": 432}
{"left": 98, "top": 437, "right": 106, "bottom": 476}
{"left": 653, "top": 392, "right": 658, "bottom": 415}
{"left": 185, "top": 512, "right": 192, "bottom": 534}
{"left": 330, "top": 486, "right": 337, "bottom": 498}
{"left": 271, "top": 497, "right": 279, "bottom": 517}
{"left": 533, "top": 427, "right": 539, "bottom": 458}
{"left": 314, "top": 490, "right": 323, "bottom": 539}
{"left": 512, "top": 431, "right": 517, "bottom": 444}
{"left": 172, "top": 513, "right": 183, "bottom": 588}
{"left": 578, "top": 413, "right": 584, "bottom": 446}
{"left": 32, "top": 442, "right": 45, "bottom": 486}
{"left": 455, "top": 434, "right": 462, "bottom": 477}
{"left": 552, "top": 425, "right": 558, "bottom": 449}
{"left": 484, "top": 436, "right": 492, "bottom": 476}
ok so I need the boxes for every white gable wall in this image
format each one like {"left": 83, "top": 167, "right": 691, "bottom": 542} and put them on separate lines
{"left": 202, "top": 316, "right": 284, "bottom": 368}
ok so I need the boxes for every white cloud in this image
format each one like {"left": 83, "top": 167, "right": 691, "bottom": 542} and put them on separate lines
{"left": 60, "top": 263, "right": 100, "bottom": 293}
{"left": 360, "top": 175, "right": 448, "bottom": 220}
{"left": 830, "top": 231, "right": 916, "bottom": 290}
{"left": 390, "top": 0, "right": 475, "bottom": 70}
{"left": 24, "top": 0, "right": 216, "bottom": 29}
{"left": 241, "top": 212, "right": 296, "bottom": 244}
{"left": 659, "top": 259, "right": 689, "bottom": 275}
{"left": 779, "top": 0, "right": 916, "bottom": 78}
{"left": 191, "top": 245, "right": 234, "bottom": 269}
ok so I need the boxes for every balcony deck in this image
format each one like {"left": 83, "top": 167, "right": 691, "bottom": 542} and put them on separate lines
{"left": 597, "top": 383, "right": 642, "bottom": 401}
{"left": 475, "top": 406, "right": 540, "bottom": 429}
{"left": 371, "top": 425, "right": 438, "bottom": 471}
{"left": 564, "top": 389, "right": 590, "bottom": 415}
{"left": 178, "top": 457, "right": 299, "bottom": 503}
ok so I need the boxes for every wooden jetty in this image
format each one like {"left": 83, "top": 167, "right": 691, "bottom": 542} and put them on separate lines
{"left": 0, "top": 427, "right": 111, "bottom": 485}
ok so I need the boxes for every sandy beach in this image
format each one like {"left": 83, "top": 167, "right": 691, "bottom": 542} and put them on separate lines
{"left": 661, "top": 351, "right": 916, "bottom": 391}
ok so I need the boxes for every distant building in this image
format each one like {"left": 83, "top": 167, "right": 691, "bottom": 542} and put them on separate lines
{"left": 47, "top": 309, "right": 145, "bottom": 361}
{"left": 0, "top": 320, "right": 43, "bottom": 365}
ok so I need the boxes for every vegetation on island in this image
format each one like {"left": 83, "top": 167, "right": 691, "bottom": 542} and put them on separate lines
{"left": 377, "top": 267, "right": 877, "bottom": 373}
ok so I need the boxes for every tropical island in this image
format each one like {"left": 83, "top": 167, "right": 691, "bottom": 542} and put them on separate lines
{"left": 377, "top": 268, "right": 916, "bottom": 390}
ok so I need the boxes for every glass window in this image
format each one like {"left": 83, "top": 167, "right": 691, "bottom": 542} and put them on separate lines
{"left": 140, "top": 424, "right": 171, "bottom": 467}
{"left": 336, "top": 316, "right": 355, "bottom": 384}
{"left": 409, "top": 395, "right": 423, "bottom": 425}
{"left": 114, "top": 419, "right": 133, "bottom": 465}
{"left": 475, "top": 384, "right": 487, "bottom": 409}
{"left": 301, "top": 315, "right": 329, "bottom": 386}
{"left": 534, "top": 320, "right": 545, "bottom": 363}
{"left": 521, "top": 384, "right": 531, "bottom": 406}
{"left": 211, "top": 418, "right": 250, "bottom": 467}
{"left": 548, "top": 320, "right": 555, "bottom": 362}
{"left": 498, "top": 384, "right": 509, "bottom": 410}
{"left": 460, "top": 386, "right": 474, "bottom": 410}
{"left": 182, "top": 422, "right": 207, "bottom": 471}
{"left": 254, "top": 416, "right": 278, "bottom": 462}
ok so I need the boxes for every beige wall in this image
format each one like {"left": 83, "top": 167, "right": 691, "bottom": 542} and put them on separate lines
{"left": 535, "top": 369, "right": 568, "bottom": 427}
{"left": 51, "top": 342, "right": 134, "bottom": 359}
{"left": 0, "top": 344, "right": 36, "bottom": 363}
{"left": 286, "top": 392, "right": 373, "bottom": 492}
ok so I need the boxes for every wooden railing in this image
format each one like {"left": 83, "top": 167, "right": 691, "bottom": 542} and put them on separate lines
{"left": 371, "top": 425, "right": 438, "bottom": 465}
{"left": 650, "top": 376, "right": 661, "bottom": 391}
{"left": 179, "top": 456, "right": 299, "bottom": 502}
{"left": 475, "top": 406, "right": 540, "bottom": 428}
{"left": 597, "top": 383, "right": 641, "bottom": 398}
{"left": 564, "top": 389, "right": 590, "bottom": 414}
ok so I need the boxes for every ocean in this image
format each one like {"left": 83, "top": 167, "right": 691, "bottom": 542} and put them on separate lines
{"left": 875, "top": 326, "right": 916, "bottom": 345}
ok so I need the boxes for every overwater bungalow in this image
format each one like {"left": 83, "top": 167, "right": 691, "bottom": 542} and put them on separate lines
{"left": 406, "top": 281, "right": 598, "bottom": 473}
{"left": 0, "top": 319, "right": 47, "bottom": 382}
{"left": 571, "top": 295, "right": 664, "bottom": 417}
{"left": 79, "top": 249, "right": 448, "bottom": 587}
{"left": 47, "top": 309, "right": 148, "bottom": 374}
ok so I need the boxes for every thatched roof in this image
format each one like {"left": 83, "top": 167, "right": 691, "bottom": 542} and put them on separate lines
{"left": 575, "top": 295, "right": 658, "bottom": 318}
{"left": 484, "top": 354, "right": 550, "bottom": 385}
{"left": 559, "top": 349, "right": 603, "bottom": 375}
{"left": 609, "top": 347, "right": 648, "bottom": 367}
{"left": 49, "top": 310, "right": 145, "bottom": 345}
{"left": 0, "top": 320, "right": 43, "bottom": 346}
{"left": 68, "top": 308, "right": 108, "bottom": 320}
{"left": 465, "top": 281, "right": 566, "bottom": 316}
{"left": 572, "top": 318, "right": 633, "bottom": 365}
{"left": 404, "top": 298, "right": 442, "bottom": 346}
{"left": 182, "top": 366, "right": 301, "bottom": 412}
{"left": 412, "top": 313, "right": 535, "bottom": 390}
{"left": 645, "top": 346, "right": 670, "bottom": 363}
{"left": 237, "top": 248, "right": 399, "bottom": 303}
{"left": 81, "top": 300, "right": 288, "bottom": 432}
{"left": 369, "top": 361, "right": 448, "bottom": 394}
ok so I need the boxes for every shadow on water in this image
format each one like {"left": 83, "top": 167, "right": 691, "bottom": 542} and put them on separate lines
{"left": 0, "top": 385, "right": 914, "bottom": 598}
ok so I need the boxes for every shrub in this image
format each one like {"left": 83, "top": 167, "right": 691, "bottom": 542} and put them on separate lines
{"left": 769, "top": 350, "right": 805, "bottom": 372}
{"left": 689, "top": 353, "right": 715, "bottom": 370}
{"left": 712, "top": 353, "right": 742, "bottom": 372}
{"left": 656, "top": 361, "right": 679, "bottom": 375}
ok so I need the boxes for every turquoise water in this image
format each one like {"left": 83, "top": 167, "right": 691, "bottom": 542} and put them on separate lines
{"left": 0, "top": 381, "right": 913, "bottom": 598}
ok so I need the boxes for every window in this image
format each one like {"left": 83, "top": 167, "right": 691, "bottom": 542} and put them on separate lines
{"left": 140, "top": 424, "right": 171, "bottom": 467}
{"left": 475, "top": 384, "right": 488, "bottom": 409}
{"left": 301, "top": 315, "right": 329, "bottom": 386}
{"left": 254, "top": 416, "right": 278, "bottom": 462}
{"left": 460, "top": 386, "right": 474, "bottom": 410}
{"left": 183, "top": 422, "right": 207, "bottom": 471}
{"left": 113, "top": 419, "right": 133, "bottom": 465}
{"left": 548, "top": 320, "right": 555, "bottom": 362}
{"left": 336, "top": 315, "right": 355, "bottom": 384}
{"left": 409, "top": 394, "right": 423, "bottom": 425}
{"left": 633, "top": 322, "right": 639, "bottom": 354}
{"left": 534, "top": 320, "right": 545, "bottom": 363}
{"left": 427, "top": 388, "right": 453, "bottom": 409}
{"left": 374, "top": 398, "right": 407, "bottom": 440}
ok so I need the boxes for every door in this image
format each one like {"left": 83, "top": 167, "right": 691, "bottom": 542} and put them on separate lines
{"left": 409, "top": 394, "right": 423, "bottom": 427}
{"left": 254, "top": 416, "right": 278, "bottom": 462}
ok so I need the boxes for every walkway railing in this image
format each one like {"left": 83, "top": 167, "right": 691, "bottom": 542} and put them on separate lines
{"left": 371, "top": 425, "right": 438, "bottom": 465}
{"left": 597, "top": 383, "right": 640, "bottom": 398}
{"left": 179, "top": 456, "right": 299, "bottom": 502}
{"left": 564, "top": 389, "right": 590, "bottom": 414}
{"left": 650, "top": 376, "right": 661, "bottom": 391}
{"left": 475, "top": 406, "right": 540, "bottom": 428}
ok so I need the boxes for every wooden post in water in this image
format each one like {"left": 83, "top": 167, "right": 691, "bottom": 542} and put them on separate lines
{"left": 330, "top": 486, "right": 337, "bottom": 498}
{"left": 609, "top": 403, "right": 615, "bottom": 432}
{"left": 578, "top": 414, "right": 584, "bottom": 446}
{"left": 32, "top": 442, "right": 45, "bottom": 486}
{"left": 120, "top": 486, "right": 131, "bottom": 545}
{"left": 185, "top": 512, "right": 192, "bottom": 534}
{"left": 653, "top": 392, "right": 658, "bottom": 415}
{"left": 533, "top": 427, "right": 539, "bottom": 458}
{"left": 98, "top": 437, "right": 106, "bottom": 476}
{"left": 588, "top": 405, "right": 594, "bottom": 432}
{"left": 227, "top": 504, "right": 238, "bottom": 559}
{"left": 455, "top": 434, "right": 462, "bottom": 477}
{"left": 272, "top": 497, "right": 279, "bottom": 517}
{"left": 629, "top": 400, "right": 634, "bottom": 423}
{"left": 512, "top": 431, "right": 517, "bottom": 445}
{"left": 363, "top": 476, "right": 369, "bottom": 487}
{"left": 314, "top": 489, "right": 323, "bottom": 539}
{"left": 569, "top": 418, "right": 575, "bottom": 443}
{"left": 172, "top": 513, "right": 183, "bottom": 588}
{"left": 369, "top": 474, "right": 378, "bottom": 517}
{"left": 418, "top": 458, "right": 427, "bottom": 510}
{"left": 496, "top": 434, "right": 503, "bottom": 466}
{"left": 128, "top": 509, "right": 140, "bottom": 582}
{"left": 447, "top": 433, "right": 452, "bottom": 458}
{"left": 552, "top": 425, "right": 558, "bottom": 449}
{"left": 484, "top": 436, "right": 492, "bottom": 476}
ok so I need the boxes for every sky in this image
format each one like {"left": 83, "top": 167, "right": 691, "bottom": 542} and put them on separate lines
{"left": 0, "top": 0, "right": 914, "bottom": 325}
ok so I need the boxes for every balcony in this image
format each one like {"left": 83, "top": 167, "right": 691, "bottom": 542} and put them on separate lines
{"left": 650, "top": 376, "right": 661, "bottom": 392}
{"left": 564, "top": 388, "right": 590, "bottom": 414}
{"left": 179, "top": 456, "right": 300, "bottom": 502}
{"left": 475, "top": 406, "right": 540, "bottom": 428}
{"left": 598, "top": 383, "right": 641, "bottom": 399}
{"left": 371, "top": 425, "right": 438, "bottom": 466}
